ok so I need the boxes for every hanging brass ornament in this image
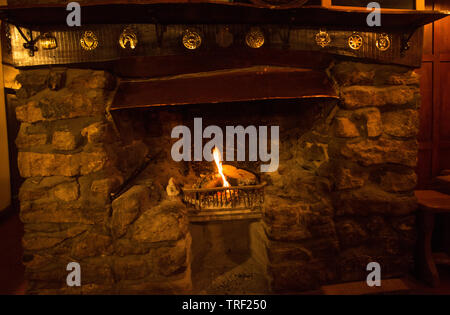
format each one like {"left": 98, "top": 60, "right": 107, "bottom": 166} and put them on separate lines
{"left": 246, "top": 28, "right": 265, "bottom": 49}
{"left": 376, "top": 33, "right": 391, "bottom": 52}
{"left": 315, "top": 29, "right": 331, "bottom": 48}
{"left": 80, "top": 31, "right": 98, "bottom": 51}
{"left": 182, "top": 29, "right": 202, "bottom": 50}
{"left": 348, "top": 32, "right": 363, "bottom": 50}
{"left": 40, "top": 33, "right": 57, "bottom": 50}
{"left": 119, "top": 26, "right": 138, "bottom": 50}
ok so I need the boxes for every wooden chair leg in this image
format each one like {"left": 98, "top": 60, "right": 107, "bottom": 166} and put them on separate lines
{"left": 417, "top": 211, "right": 440, "bottom": 287}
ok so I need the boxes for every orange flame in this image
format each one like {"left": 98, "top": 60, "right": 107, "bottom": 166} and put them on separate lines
{"left": 213, "top": 147, "right": 230, "bottom": 188}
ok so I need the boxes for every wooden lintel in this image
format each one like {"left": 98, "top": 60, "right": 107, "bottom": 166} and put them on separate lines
{"left": 110, "top": 66, "right": 338, "bottom": 111}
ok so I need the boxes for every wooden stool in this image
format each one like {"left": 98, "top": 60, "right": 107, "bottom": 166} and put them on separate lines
{"left": 415, "top": 190, "right": 450, "bottom": 287}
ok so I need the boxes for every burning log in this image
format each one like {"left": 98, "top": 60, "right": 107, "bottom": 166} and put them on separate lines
{"left": 201, "top": 175, "right": 223, "bottom": 189}
{"left": 222, "top": 165, "right": 257, "bottom": 186}
{"left": 199, "top": 166, "right": 257, "bottom": 188}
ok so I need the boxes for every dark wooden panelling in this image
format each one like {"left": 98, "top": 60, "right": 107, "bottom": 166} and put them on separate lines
{"left": 423, "top": 20, "right": 434, "bottom": 55}
{"left": 436, "top": 0, "right": 450, "bottom": 177}
{"left": 439, "top": 62, "right": 450, "bottom": 140}
{"left": 418, "top": 149, "right": 433, "bottom": 187}
{"left": 417, "top": 0, "right": 434, "bottom": 187}
{"left": 439, "top": 149, "right": 450, "bottom": 170}
{"left": 417, "top": 0, "right": 450, "bottom": 187}
{"left": 418, "top": 62, "right": 433, "bottom": 142}
{"left": 436, "top": 1, "right": 450, "bottom": 54}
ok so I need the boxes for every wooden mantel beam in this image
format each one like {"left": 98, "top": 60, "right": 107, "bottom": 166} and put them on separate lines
{"left": 0, "top": 2, "right": 447, "bottom": 29}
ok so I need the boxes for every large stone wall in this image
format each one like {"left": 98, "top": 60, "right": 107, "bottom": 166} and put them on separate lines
{"left": 263, "top": 60, "right": 420, "bottom": 291}
{"left": 14, "top": 60, "right": 420, "bottom": 293}
{"left": 15, "top": 69, "right": 191, "bottom": 294}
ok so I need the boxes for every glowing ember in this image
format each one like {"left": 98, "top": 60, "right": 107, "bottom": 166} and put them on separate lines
{"left": 212, "top": 147, "right": 230, "bottom": 188}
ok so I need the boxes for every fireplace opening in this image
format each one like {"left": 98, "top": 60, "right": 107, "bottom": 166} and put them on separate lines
{"left": 108, "top": 97, "right": 339, "bottom": 293}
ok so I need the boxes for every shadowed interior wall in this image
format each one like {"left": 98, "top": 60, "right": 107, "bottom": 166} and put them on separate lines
{"left": 417, "top": 0, "right": 450, "bottom": 186}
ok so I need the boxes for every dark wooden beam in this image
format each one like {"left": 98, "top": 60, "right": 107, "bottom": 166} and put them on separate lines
{"left": 0, "top": 2, "right": 448, "bottom": 29}
{"left": 114, "top": 50, "right": 334, "bottom": 78}
{"left": 110, "top": 66, "right": 338, "bottom": 111}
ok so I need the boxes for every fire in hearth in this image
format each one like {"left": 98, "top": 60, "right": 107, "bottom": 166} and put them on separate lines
{"left": 212, "top": 147, "right": 230, "bottom": 188}
{"left": 181, "top": 147, "right": 265, "bottom": 221}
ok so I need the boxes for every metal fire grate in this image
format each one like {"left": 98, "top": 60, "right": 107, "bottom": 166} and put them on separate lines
{"left": 182, "top": 182, "right": 266, "bottom": 222}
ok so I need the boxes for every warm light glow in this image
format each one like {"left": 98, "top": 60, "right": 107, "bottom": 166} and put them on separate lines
{"left": 212, "top": 147, "right": 230, "bottom": 187}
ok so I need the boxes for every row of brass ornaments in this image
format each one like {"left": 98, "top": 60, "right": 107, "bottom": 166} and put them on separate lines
{"left": 81, "top": 27, "right": 139, "bottom": 51}
{"left": 80, "top": 27, "right": 266, "bottom": 51}
{"left": 182, "top": 27, "right": 265, "bottom": 50}
{"left": 314, "top": 30, "right": 391, "bottom": 52}
{"left": 79, "top": 28, "right": 390, "bottom": 52}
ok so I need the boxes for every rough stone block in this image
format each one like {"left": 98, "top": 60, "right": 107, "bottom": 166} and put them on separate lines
{"left": 354, "top": 107, "right": 382, "bottom": 138}
{"left": 387, "top": 71, "right": 420, "bottom": 86}
{"left": 132, "top": 200, "right": 188, "bottom": 243}
{"left": 334, "top": 117, "right": 360, "bottom": 138}
{"left": 341, "top": 86, "right": 418, "bottom": 109}
{"left": 111, "top": 185, "right": 151, "bottom": 239}
{"left": 155, "top": 235, "right": 190, "bottom": 277}
{"left": 91, "top": 176, "right": 123, "bottom": 196}
{"left": 340, "top": 137, "right": 418, "bottom": 167}
{"left": 81, "top": 121, "right": 115, "bottom": 144}
{"left": 335, "top": 219, "right": 368, "bottom": 249}
{"left": 53, "top": 181, "right": 80, "bottom": 202}
{"left": 113, "top": 257, "right": 149, "bottom": 281}
{"left": 382, "top": 109, "right": 419, "bottom": 138}
{"left": 47, "top": 70, "right": 66, "bottom": 91}
{"left": 18, "top": 149, "right": 109, "bottom": 177}
{"left": 334, "top": 185, "right": 418, "bottom": 217}
{"left": 380, "top": 171, "right": 417, "bottom": 192}
{"left": 20, "top": 199, "right": 95, "bottom": 224}
{"left": 267, "top": 242, "right": 313, "bottom": 264}
{"left": 19, "top": 176, "right": 75, "bottom": 201}
{"left": 332, "top": 62, "right": 413, "bottom": 86}
{"left": 68, "top": 70, "right": 116, "bottom": 91}
{"left": 264, "top": 199, "right": 336, "bottom": 242}
{"left": 16, "top": 123, "right": 48, "bottom": 149}
{"left": 15, "top": 69, "right": 50, "bottom": 98}
{"left": 16, "top": 101, "right": 44, "bottom": 123}
{"left": 52, "top": 131, "right": 78, "bottom": 151}
{"left": 71, "top": 230, "right": 113, "bottom": 259}
{"left": 334, "top": 167, "right": 367, "bottom": 190}
{"left": 22, "top": 224, "right": 88, "bottom": 251}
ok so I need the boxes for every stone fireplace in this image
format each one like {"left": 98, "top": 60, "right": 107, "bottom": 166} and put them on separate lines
{"left": 13, "top": 59, "right": 420, "bottom": 294}
{"left": 2, "top": 0, "right": 447, "bottom": 296}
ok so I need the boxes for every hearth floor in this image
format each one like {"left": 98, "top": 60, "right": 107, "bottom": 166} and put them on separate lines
{"left": 192, "top": 256, "right": 269, "bottom": 294}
